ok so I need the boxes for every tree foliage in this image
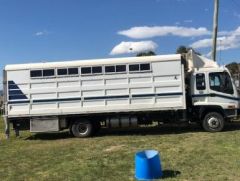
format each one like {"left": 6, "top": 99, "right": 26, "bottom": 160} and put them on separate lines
{"left": 136, "top": 51, "right": 156, "bottom": 57}
{"left": 176, "top": 45, "right": 189, "bottom": 54}
{"left": 226, "top": 62, "right": 240, "bottom": 75}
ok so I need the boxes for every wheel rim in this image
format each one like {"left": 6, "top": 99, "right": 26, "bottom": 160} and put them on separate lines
{"left": 78, "top": 124, "right": 88, "bottom": 135}
{"left": 207, "top": 117, "right": 220, "bottom": 129}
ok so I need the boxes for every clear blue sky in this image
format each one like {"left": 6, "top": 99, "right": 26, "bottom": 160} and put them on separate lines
{"left": 0, "top": 0, "right": 240, "bottom": 73}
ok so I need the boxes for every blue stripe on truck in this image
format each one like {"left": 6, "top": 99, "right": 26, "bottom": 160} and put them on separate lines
{"left": 8, "top": 92, "right": 183, "bottom": 104}
{"left": 192, "top": 94, "right": 240, "bottom": 101}
{"left": 8, "top": 81, "right": 28, "bottom": 100}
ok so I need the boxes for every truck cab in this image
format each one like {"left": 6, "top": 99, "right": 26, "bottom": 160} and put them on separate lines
{"left": 187, "top": 51, "right": 240, "bottom": 132}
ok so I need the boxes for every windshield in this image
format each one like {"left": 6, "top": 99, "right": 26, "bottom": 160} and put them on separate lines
{"left": 209, "top": 72, "right": 234, "bottom": 95}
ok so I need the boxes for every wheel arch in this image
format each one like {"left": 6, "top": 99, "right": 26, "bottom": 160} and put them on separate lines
{"left": 198, "top": 106, "right": 225, "bottom": 121}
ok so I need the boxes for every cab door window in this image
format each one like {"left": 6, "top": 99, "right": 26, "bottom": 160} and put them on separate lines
{"left": 209, "top": 72, "right": 234, "bottom": 94}
{"left": 196, "top": 73, "right": 206, "bottom": 90}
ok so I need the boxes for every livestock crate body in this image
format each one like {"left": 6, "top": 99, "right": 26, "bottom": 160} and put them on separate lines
{"left": 4, "top": 54, "right": 186, "bottom": 119}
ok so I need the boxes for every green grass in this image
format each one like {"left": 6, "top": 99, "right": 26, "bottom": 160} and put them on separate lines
{"left": 1, "top": 118, "right": 240, "bottom": 181}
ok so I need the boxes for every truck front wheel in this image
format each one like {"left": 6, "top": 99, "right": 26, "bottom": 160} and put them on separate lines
{"left": 202, "top": 112, "right": 224, "bottom": 132}
{"left": 71, "top": 120, "right": 93, "bottom": 138}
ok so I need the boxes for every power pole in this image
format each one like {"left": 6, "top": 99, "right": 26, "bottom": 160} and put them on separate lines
{"left": 212, "top": 0, "right": 219, "bottom": 62}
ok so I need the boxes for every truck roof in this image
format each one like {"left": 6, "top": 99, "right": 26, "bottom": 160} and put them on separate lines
{"left": 195, "top": 67, "right": 226, "bottom": 72}
{"left": 5, "top": 54, "right": 181, "bottom": 71}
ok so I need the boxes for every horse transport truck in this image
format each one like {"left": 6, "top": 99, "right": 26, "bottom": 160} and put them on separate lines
{"left": 2, "top": 50, "right": 240, "bottom": 138}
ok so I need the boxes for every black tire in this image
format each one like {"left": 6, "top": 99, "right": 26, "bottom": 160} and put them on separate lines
{"left": 71, "top": 120, "right": 93, "bottom": 138}
{"left": 202, "top": 112, "right": 225, "bottom": 132}
{"left": 69, "top": 127, "right": 74, "bottom": 137}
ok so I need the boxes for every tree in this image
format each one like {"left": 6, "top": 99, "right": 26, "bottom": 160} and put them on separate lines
{"left": 176, "top": 45, "right": 188, "bottom": 54}
{"left": 226, "top": 62, "right": 240, "bottom": 75}
{"left": 136, "top": 51, "right": 156, "bottom": 57}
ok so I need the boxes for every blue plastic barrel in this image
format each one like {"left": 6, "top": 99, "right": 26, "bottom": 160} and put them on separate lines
{"left": 135, "top": 150, "right": 162, "bottom": 180}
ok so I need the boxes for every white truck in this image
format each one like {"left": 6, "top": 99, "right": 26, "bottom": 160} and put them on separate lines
{"left": 2, "top": 50, "right": 240, "bottom": 138}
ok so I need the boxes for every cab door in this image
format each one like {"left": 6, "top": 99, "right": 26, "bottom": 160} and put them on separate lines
{"left": 208, "top": 71, "right": 238, "bottom": 116}
{"left": 191, "top": 72, "right": 208, "bottom": 105}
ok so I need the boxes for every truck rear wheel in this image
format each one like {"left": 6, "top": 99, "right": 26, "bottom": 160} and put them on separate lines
{"left": 202, "top": 112, "right": 224, "bottom": 132}
{"left": 71, "top": 120, "right": 93, "bottom": 138}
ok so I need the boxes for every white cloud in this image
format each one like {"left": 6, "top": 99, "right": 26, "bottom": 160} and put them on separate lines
{"left": 218, "top": 31, "right": 232, "bottom": 36}
{"left": 190, "top": 39, "right": 212, "bottom": 49}
{"left": 190, "top": 27, "right": 240, "bottom": 51}
{"left": 34, "top": 30, "right": 49, "bottom": 36}
{"left": 118, "top": 26, "right": 211, "bottom": 39}
{"left": 110, "top": 41, "right": 158, "bottom": 55}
